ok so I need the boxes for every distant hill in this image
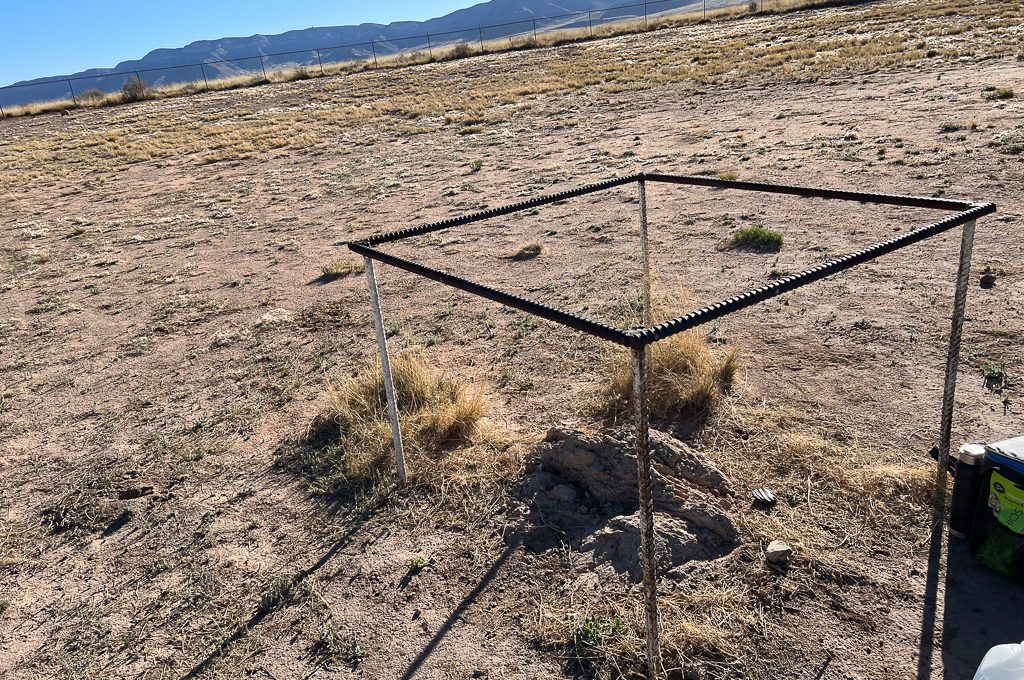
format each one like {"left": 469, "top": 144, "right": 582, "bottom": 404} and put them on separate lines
{"left": 0, "top": 0, "right": 726, "bottom": 108}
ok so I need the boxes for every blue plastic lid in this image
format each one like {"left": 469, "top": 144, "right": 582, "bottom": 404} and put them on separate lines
{"left": 986, "top": 436, "right": 1024, "bottom": 477}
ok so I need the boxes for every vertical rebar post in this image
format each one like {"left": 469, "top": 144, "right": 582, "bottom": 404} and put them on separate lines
{"left": 704, "top": 0, "right": 707, "bottom": 19}
{"left": 316, "top": 49, "right": 324, "bottom": 76}
{"left": 68, "top": 80, "right": 78, "bottom": 108}
{"left": 632, "top": 347, "right": 662, "bottom": 680}
{"left": 0, "top": 101, "right": 5, "bottom": 118}
{"left": 935, "top": 220, "right": 976, "bottom": 508}
{"left": 532, "top": 19, "right": 539, "bottom": 41}
{"left": 426, "top": 33, "right": 434, "bottom": 60}
{"left": 479, "top": 27, "right": 485, "bottom": 51}
{"left": 639, "top": 179, "right": 652, "bottom": 327}
{"left": 370, "top": 42, "right": 379, "bottom": 69}
{"left": 259, "top": 56, "right": 268, "bottom": 81}
{"left": 588, "top": 11, "right": 594, "bottom": 36}
{"left": 199, "top": 63, "right": 210, "bottom": 91}
{"left": 364, "top": 257, "right": 408, "bottom": 484}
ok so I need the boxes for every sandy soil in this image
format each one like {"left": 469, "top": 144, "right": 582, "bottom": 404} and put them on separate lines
{"left": 1, "top": 2, "right": 1023, "bottom": 678}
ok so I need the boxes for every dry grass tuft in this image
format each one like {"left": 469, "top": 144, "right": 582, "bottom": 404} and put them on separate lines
{"left": 510, "top": 242, "right": 543, "bottom": 261}
{"left": 40, "top": 477, "right": 129, "bottom": 536}
{"left": 598, "top": 288, "right": 739, "bottom": 423}
{"left": 534, "top": 569, "right": 753, "bottom": 677}
{"left": 320, "top": 258, "right": 365, "bottom": 280}
{"left": 729, "top": 225, "right": 784, "bottom": 252}
{"left": 282, "top": 354, "right": 486, "bottom": 491}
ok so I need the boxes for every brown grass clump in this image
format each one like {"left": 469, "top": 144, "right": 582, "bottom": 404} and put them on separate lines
{"left": 534, "top": 568, "right": 753, "bottom": 678}
{"left": 319, "top": 258, "right": 365, "bottom": 279}
{"left": 598, "top": 289, "right": 739, "bottom": 423}
{"left": 283, "top": 354, "right": 486, "bottom": 490}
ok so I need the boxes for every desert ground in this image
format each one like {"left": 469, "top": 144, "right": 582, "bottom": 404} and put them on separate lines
{"left": 2, "top": 0, "right": 1024, "bottom": 678}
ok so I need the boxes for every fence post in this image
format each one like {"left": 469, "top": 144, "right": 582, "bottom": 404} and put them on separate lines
{"left": 426, "top": 33, "right": 434, "bottom": 60}
{"left": 532, "top": 18, "right": 538, "bottom": 41}
{"left": 370, "top": 41, "right": 378, "bottom": 68}
{"left": 364, "top": 257, "right": 408, "bottom": 485}
{"left": 199, "top": 63, "right": 210, "bottom": 90}
{"left": 644, "top": 1, "right": 648, "bottom": 29}
{"left": 479, "top": 27, "right": 484, "bottom": 51}
{"left": 632, "top": 346, "right": 662, "bottom": 680}
{"left": 588, "top": 11, "right": 594, "bottom": 36}
{"left": 0, "top": 101, "right": 5, "bottom": 118}
{"left": 68, "top": 80, "right": 79, "bottom": 108}
{"left": 935, "top": 221, "right": 976, "bottom": 513}
{"left": 639, "top": 179, "right": 651, "bottom": 326}
{"left": 259, "top": 55, "right": 268, "bottom": 81}
{"left": 316, "top": 49, "right": 324, "bottom": 76}
{"left": 703, "top": 0, "right": 707, "bottom": 19}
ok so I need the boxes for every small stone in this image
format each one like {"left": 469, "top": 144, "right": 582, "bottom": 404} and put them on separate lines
{"left": 980, "top": 273, "right": 997, "bottom": 289}
{"left": 752, "top": 488, "right": 777, "bottom": 507}
{"left": 766, "top": 540, "right": 793, "bottom": 565}
{"left": 117, "top": 486, "right": 154, "bottom": 500}
{"left": 548, "top": 484, "right": 577, "bottom": 502}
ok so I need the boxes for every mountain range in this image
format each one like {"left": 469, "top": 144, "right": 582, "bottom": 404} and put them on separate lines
{"left": 0, "top": 0, "right": 720, "bottom": 108}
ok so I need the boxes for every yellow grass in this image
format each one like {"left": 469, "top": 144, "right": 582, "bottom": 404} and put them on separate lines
{"left": 287, "top": 354, "right": 486, "bottom": 488}
{"left": 598, "top": 287, "right": 739, "bottom": 423}
{"left": 0, "top": 0, "right": 882, "bottom": 121}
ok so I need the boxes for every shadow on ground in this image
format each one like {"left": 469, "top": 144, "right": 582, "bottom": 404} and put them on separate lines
{"left": 916, "top": 520, "right": 1024, "bottom": 680}
{"left": 940, "top": 538, "right": 1024, "bottom": 678}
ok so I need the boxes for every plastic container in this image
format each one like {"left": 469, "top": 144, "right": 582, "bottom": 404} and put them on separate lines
{"left": 973, "top": 640, "right": 1024, "bottom": 680}
{"left": 970, "top": 437, "right": 1024, "bottom": 581}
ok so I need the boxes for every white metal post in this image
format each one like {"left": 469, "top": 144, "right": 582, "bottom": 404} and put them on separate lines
{"left": 935, "top": 221, "right": 975, "bottom": 507}
{"left": 632, "top": 346, "right": 662, "bottom": 680}
{"left": 364, "top": 257, "right": 408, "bottom": 484}
{"left": 639, "top": 180, "right": 652, "bottom": 327}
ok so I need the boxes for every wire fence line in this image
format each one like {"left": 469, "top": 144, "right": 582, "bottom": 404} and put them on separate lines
{"left": 0, "top": 0, "right": 754, "bottom": 115}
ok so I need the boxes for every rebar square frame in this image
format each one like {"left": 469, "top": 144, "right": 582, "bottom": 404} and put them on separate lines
{"left": 349, "top": 172, "right": 995, "bottom": 679}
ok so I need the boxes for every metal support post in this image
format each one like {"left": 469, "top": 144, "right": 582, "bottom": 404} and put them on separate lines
{"left": 588, "top": 11, "right": 594, "bottom": 36}
{"left": 364, "top": 257, "right": 408, "bottom": 484}
{"left": 259, "top": 55, "right": 268, "bottom": 81}
{"left": 199, "top": 63, "right": 210, "bottom": 90}
{"left": 479, "top": 27, "right": 485, "bottom": 51}
{"left": 532, "top": 19, "right": 538, "bottom": 41}
{"left": 935, "top": 220, "right": 975, "bottom": 508}
{"left": 426, "top": 33, "right": 434, "bottom": 60}
{"left": 68, "top": 80, "right": 79, "bottom": 108}
{"left": 639, "top": 180, "right": 652, "bottom": 327}
{"left": 370, "top": 42, "right": 379, "bottom": 68}
{"left": 316, "top": 49, "right": 324, "bottom": 76}
{"left": 704, "top": 0, "right": 707, "bottom": 19}
{"left": 632, "top": 347, "right": 662, "bottom": 680}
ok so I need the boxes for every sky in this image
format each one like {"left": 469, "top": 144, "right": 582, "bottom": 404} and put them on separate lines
{"left": 0, "top": 1, "right": 478, "bottom": 85}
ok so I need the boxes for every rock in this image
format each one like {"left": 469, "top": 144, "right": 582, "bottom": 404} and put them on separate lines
{"left": 752, "top": 487, "right": 777, "bottom": 507}
{"left": 518, "top": 428, "right": 740, "bottom": 580}
{"left": 649, "top": 429, "right": 734, "bottom": 498}
{"left": 117, "top": 486, "right": 154, "bottom": 500}
{"left": 765, "top": 540, "right": 793, "bottom": 565}
{"left": 534, "top": 428, "right": 738, "bottom": 544}
{"left": 980, "top": 273, "right": 997, "bottom": 289}
{"left": 581, "top": 511, "right": 703, "bottom": 580}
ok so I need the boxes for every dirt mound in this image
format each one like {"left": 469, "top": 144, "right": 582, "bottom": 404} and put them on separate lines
{"left": 517, "top": 427, "right": 739, "bottom": 581}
